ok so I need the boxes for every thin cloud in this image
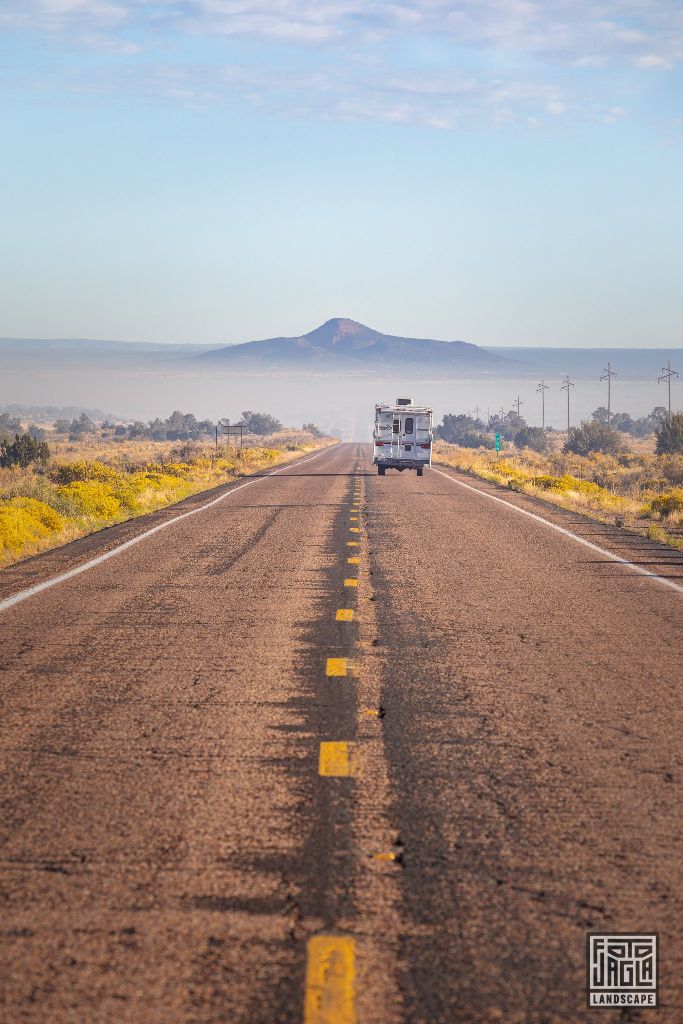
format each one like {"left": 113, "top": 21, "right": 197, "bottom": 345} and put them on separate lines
{"left": 3, "top": 0, "right": 681, "bottom": 128}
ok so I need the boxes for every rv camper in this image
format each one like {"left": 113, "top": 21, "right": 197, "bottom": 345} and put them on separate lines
{"left": 373, "top": 398, "right": 433, "bottom": 476}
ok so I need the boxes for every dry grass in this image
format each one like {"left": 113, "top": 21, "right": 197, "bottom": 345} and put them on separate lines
{"left": 433, "top": 440, "right": 683, "bottom": 551}
{"left": 0, "top": 431, "right": 335, "bottom": 567}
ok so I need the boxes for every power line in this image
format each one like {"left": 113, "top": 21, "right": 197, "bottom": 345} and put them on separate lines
{"left": 658, "top": 360, "right": 679, "bottom": 414}
{"left": 560, "top": 375, "right": 574, "bottom": 433}
{"left": 599, "top": 362, "right": 617, "bottom": 426}
{"left": 512, "top": 395, "right": 524, "bottom": 417}
{"left": 536, "top": 379, "right": 550, "bottom": 429}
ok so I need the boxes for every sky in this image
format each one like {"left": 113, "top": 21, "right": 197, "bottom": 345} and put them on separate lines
{"left": 1, "top": 0, "right": 682, "bottom": 348}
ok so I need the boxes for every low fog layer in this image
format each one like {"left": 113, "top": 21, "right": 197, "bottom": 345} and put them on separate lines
{"left": 2, "top": 365, "right": 678, "bottom": 440}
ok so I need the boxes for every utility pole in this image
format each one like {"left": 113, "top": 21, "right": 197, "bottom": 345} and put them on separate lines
{"left": 658, "top": 360, "right": 679, "bottom": 413}
{"left": 536, "top": 379, "right": 550, "bottom": 429}
{"left": 560, "top": 375, "right": 574, "bottom": 433}
{"left": 512, "top": 395, "right": 524, "bottom": 417}
{"left": 474, "top": 405, "right": 481, "bottom": 421}
{"left": 600, "top": 362, "right": 617, "bottom": 426}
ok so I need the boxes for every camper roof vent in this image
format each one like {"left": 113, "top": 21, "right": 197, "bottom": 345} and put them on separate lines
{"left": 396, "top": 397, "right": 412, "bottom": 406}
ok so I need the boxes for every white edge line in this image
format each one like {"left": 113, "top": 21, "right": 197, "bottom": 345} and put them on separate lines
{"left": 431, "top": 465, "right": 683, "bottom": 597}
{"left": 0, "top": 444, "right": 341, "bottom": 614}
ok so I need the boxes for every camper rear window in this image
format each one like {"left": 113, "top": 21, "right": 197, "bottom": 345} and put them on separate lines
{"left": 393, "top": 418, "right": 400, "bottom": 433}
{"left": 404, "top": 417, "right": 414, "bottom": 433}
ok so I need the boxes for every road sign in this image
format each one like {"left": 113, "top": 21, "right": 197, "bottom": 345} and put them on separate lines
{"left": 495, "top": 432, "right": 501, "bottom": 451}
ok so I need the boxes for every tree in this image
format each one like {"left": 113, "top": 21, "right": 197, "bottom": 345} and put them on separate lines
{"left": 27, "top": 423, "right": 47, "bottom": 441}
{"left": 435, "top": 414, "right": 485, "bottom": 443}
{"left": 514, "top": 426, "right": 549, "bottom": 452}
{"left": 69, "top": 412, "right": 96, "bottom": 435}
{"left": 564, "top": 420, "right": 625, "bottom": 456}
{"left": 655, "top": 412, "right": 683, "bottom": 455}
{"left": 487, "top": 410, "right": 526, "bottom": 440}
{"left": 0, "top": 432, "right": 50, "bottom": 468}
{"left": 303, "top": 422, "right": 322, "bottom": 437}
{"left": 53, "top": 418, "right": 71, "bottom": 434}
{"left": 0, "top": 412, "right": 22, "bottom": 439}
{"left": 241, "top": 410, "right": 283, "bottom": 435}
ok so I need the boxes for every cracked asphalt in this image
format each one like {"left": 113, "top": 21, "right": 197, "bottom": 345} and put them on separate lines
{"left": 1, "top": 442, "right": 681, "bottom": 1023}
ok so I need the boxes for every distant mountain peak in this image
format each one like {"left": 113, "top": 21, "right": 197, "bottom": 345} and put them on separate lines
{"left": 195, "top": 316, "right": 524, "bottom": 373}
{"left": 317, "top": 317, "right": 365, "bottom": 331}
{"left": 306, "top": 318, "right": 375, "bottom": 343}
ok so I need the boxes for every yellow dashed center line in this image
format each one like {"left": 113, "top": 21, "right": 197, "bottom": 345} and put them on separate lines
{"left": 326, "top": 657, "right": 348, "bottom": 676}
{"left": 347, "top": 557, "right": 360, "bottom": 565}
{"left": 336, "top": 609, "right": 354, "bottom": 621}
{"left": 304, "top": 934, "right": 356, "bottom": 1023}
{"left": 349, "top": 527, "right": 360, "bottom": 534}
{"left": 346, "top": 541, "right": 359, "bottom": 547}
{"left": 343, "top": 578, "right": 358, "bottom": 588}
{"left": 318, "top": 741, "right": 353, "bottom": 777}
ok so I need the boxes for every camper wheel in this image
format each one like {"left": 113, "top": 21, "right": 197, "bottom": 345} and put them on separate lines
{"left": 378, "top": 465, "right": 385, "bottom": 476}
{"left": 417, "top": 467, "right": 424, "bottom": 477}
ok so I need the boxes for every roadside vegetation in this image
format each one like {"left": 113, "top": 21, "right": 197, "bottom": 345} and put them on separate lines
{"left": 0, "top": 414, "right": 332, "bottom": 566}
{"left": 433, "top": 434, "right": 683, "bottom": 551}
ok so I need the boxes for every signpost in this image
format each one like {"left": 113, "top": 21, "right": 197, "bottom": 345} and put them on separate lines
{"left": 219, "top": 419, "right": 245, "bottom": 451}
{"left": 495, "top": 432, "right": 501, "bottom": 452}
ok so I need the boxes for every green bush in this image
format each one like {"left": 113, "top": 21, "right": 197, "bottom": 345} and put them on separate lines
{"left": 0, "top": 433, "right": 50, "bottom": 468}
{"left": 564, "top": 420, "right": 625, "bottom": 456}
{"left": 515, "top": 426, "right": 549, "bottom": 452}
{"left": 655, "top": 412, "right": 683, "bottom": 455}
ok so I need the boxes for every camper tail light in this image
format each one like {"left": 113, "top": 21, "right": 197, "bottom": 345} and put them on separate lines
{"left": 419, "top": 442, "right": 431, "bottom": 449}
{"left": 375, "top": 440, "right": 385, "bottom": 446}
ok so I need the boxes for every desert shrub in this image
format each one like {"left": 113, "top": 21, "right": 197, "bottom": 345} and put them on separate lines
{"left": 564, "top": 420, "right": 625, "bottom": 456}
{"left": 655, "top": 412, "right": 683, "bottom": 455}
{"left": 0, "top": 433, "right": 50, "bottom": 468}
{"left": 0, "top": 498, "right": 65, "bottom": 556}
{"left": 458, "top": 432, "right": 495, "bottom": 449}
{"left": 57, "top": 481, "right": 121, "bottom": 519}
{"left": 648, "top": 489, "right": 683, "bottom": 517}
{"left": 7, "top": 496, "right": 65, "bottom": 531}
{"left": 515, "top": 426, "right": 549, "bottom": 452}
{"left": 53, "top": 460, "right": 118, "bottom": 484}
{"left": 169, "top": 442, "right": 203, "bottom": 462}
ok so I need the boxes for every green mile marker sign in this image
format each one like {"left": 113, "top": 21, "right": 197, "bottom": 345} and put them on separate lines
{"left": 495, "top": 432, "right": 501, "bottom": 451}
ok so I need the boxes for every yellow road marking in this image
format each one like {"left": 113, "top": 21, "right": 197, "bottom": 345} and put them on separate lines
{"left": 318, "top": 742, "right": 352, "bottom": 777}
{"left": 349, "top": 517, "right": 359, "bottom": 523}
{"left": 304, "top": 934, "right": 356, "bottom": 1024}
{"left": 349, "top": 527, "right": 360, "bottom": 533}
{"left": 347, "top": 556, "right": 360, "bottom": 564}
{"left": 336, "top": 609, "right": 354, "bottom": 621}
{"left": 344, "top": 578, "right": 358, "bottom": 588}
{"left": 326, "top": 657, "right": 348, "bottom": 676}
{"left": 346, "top": 541, "right": 359, "bottom": 547}
{"left": 373, "top": 852, "right": 399, "bottom": 862}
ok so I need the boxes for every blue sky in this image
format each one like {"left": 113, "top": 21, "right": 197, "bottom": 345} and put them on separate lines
{"left": 1, "top": 1, "right": 682, "bottom": 346}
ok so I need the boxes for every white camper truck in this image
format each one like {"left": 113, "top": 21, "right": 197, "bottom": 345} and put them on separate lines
{"left": 373, "top": 398, "right": 433, "bottom": 476}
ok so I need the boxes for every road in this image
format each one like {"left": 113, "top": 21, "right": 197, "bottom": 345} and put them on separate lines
{"left": 1, "top": 442, "right": 681, "bottom": 1023}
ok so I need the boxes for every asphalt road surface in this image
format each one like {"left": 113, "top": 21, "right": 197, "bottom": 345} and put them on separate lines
{"left": 1, "top": 442, "right": 681, "bottom": 1024}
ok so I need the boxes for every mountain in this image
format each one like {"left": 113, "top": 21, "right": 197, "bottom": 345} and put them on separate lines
{"left": 195, "top": 318, "right": 524, "bottom": 373}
